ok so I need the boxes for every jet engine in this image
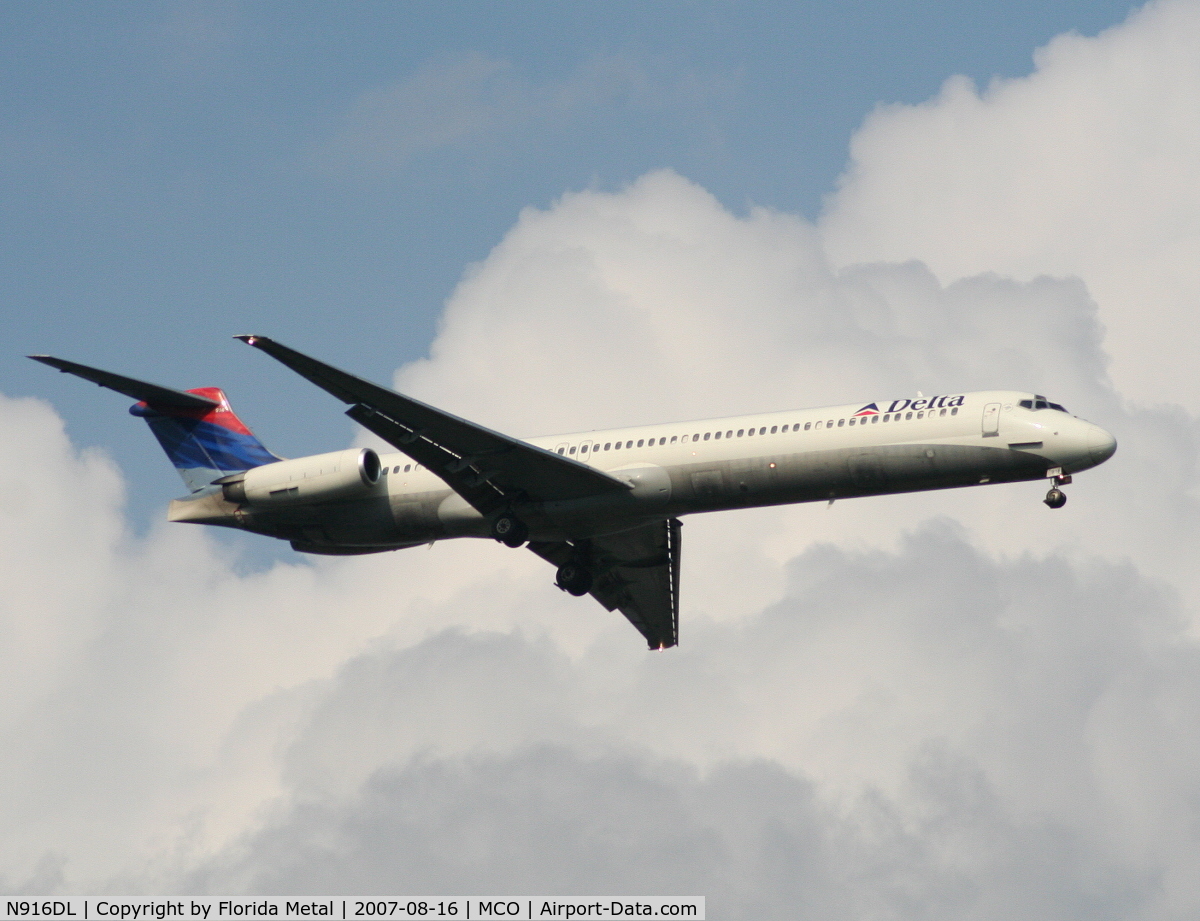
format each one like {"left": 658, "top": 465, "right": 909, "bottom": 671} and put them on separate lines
{"left": 220, "top": 448, "right": 381, "bottom": 506}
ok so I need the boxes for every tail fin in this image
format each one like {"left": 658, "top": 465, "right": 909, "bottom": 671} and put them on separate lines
{"left": 130, "top": 388, "right": 280, "bottom": 491}
{"left": 29, "top": 355, "right": 280, "bottom": 492}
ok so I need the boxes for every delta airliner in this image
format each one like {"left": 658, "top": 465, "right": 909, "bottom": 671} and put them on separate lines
{"left": 31, "top": 337, "right": 1116, "bottom": 649}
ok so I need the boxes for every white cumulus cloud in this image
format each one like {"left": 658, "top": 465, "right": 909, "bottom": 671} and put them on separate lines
{"left": 821, "top": 0, "right": 1200, "bottom": 407}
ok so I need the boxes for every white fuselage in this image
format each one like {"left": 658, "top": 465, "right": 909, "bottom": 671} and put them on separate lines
{"left": 200, "top": 389, "right": 1115, "bottom": 553}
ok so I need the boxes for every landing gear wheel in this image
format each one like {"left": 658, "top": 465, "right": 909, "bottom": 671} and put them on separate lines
{"left": 1044, "top": 487, "right": 1067, "bottom": 509}
{"left": 556, "top": 561, "right": 593, "bottom": 596}
{"left": 491, "top": 514, "right": 528, "bottom": 548}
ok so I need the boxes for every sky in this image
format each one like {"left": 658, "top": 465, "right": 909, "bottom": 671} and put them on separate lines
{"left": 5, "top": 1, "right": 1200, "bottom": 917}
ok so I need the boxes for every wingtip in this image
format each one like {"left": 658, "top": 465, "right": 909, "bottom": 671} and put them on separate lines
{"left": 233, "top": 335, "right": 260, "bottom": 346}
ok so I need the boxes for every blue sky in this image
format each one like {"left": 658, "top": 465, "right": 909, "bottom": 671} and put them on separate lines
{"left": 4, "top": 1, "right": 1136, "bottom": 526}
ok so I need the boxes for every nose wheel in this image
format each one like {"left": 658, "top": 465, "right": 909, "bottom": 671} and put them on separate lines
{"left": 1043, "top": 468, "right": 1071, "bottom": 509}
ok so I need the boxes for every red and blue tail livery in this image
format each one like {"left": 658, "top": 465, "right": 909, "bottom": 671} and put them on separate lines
{"left": 130, "top": 387, "right": 279, "bottom": 491}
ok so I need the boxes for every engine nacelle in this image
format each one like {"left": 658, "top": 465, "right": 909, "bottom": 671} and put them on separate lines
{"left": 221, "top": 448, "right": 381, "bottom": 506}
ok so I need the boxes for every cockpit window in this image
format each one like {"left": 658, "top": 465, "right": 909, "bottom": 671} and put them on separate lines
{"left": 1020, "top": 398, "right": 1069, "bottom": 412}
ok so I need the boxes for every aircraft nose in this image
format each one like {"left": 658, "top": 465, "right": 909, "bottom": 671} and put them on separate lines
{"left": 1088, "top": 425, "right": 1117, "bottom": 465}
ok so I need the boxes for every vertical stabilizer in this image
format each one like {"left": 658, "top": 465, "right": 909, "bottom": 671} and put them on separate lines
{"left": 130, "top": 388, "right": 280, "bottom": 491}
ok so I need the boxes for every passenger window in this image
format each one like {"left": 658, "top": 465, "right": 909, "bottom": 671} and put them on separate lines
{"left": 951, "top": 407, "right": 959, "bottom": 416}
{"left": 917, "top": 412, "right": 924, "bottom": 419}
{"left": 747, "top": 428, "right": 754, "bottom": 436}
{"left": 557, "top": 448, "right": 564, "bottom": 455}
{"left": 569, "top": 447, "right": 576, "bottom": 454}
{"left": 704, "top": 432, "right": 711, "bottom": 441}
{"left": 838, "top": 419, "right": 845, "bottom": 427}
{"left": 939, "top": 409, "right": 946, "bottom": 417}
{"left": 770, "top": 426, "right": 778, "bottom": 434}
{"left": 737, "top": 429, "right": 744, "bottom": 437}
{"left": 905, "top": 412, "right": 913, "bottom": 420}
{"left": 804, "top": 422, "right": 811, "bottom": 431}
{"left": 671, "top": 435, "right": 678, "bottom": 444}
{"left": 714, "top": 432, "right": 722, "bottom": 440}
{"left": 660, "top": 437, "right": 667, "bottom": 445}
{"left": 726, "top": 430, "right": 733, "bottom": 438}
{"left": 883, "top": 414, "right": 890, "bottom": 422}
{"left": 815, "top": 421, "right": 823, "bottom": 429}
{"left": 604, "top": 443, "right": 611, "bottom": 450}
{"left": 581, "top": 444, "right": 588, "bottom": 452}
{"left": 694, "top": 434, "right": 700, "bottom": 441}
{"left": 637, "top": 439, "right": 644, "bottom": 447}
{"left": 404, "top": 464, "right": 411, "bottom": 472}
{"left": 871, "top": 415, "right": 879, "bottom": 423}
{"left": 848, "top": 418, "right": 855, "bottom": 426}
{"left": 827, "top": 420, "right": 833, "bottom": 427}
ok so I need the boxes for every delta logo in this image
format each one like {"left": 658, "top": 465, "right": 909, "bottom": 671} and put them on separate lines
{"left": 883, "top": 394, "right": 966, "bottom": 413}
{"left": 853, "top": 395, "right": 966, "bottom": 417}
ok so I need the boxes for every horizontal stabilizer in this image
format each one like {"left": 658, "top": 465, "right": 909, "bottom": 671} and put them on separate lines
{"left": 28, "top": 355, "right": 219, "bottom": 410}
{"left": 30, "top": 354, "right": 277, "bottom": 492}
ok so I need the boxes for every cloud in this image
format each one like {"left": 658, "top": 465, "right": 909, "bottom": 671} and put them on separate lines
{"left": 820, "top": 0, "right": 1200, "bottom": 408}
{"left": 177, "top": 524, "right": 1200, "bottom": 919}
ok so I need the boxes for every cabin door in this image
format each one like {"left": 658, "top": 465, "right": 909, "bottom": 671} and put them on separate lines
{"left": 982, "top": 402, "right": 1001, "bottom": 437}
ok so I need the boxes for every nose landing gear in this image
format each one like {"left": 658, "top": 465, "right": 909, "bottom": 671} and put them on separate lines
{"left": 1043, "top": 468, "right": 1071, "bottom": 509}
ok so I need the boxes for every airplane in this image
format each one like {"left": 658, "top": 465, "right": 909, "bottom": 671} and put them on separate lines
{"left": 30, "top": 336, "right": 1117, "bottom": 649}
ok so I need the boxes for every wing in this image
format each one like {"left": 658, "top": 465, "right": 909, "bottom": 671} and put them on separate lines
{"left": 236, "top": 335, "right": 629, "bottom": 514}
{"left": 528, "top": 518, "right": 682, "bottom": 649}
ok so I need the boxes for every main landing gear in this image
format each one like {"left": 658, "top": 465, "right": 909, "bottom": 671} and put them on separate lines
{"left": 555, "top": 559, "right": 593, "bottom": 596}
{"left": 491, "top": 512, "right": 529, "bottom": 548}
{"left": 1044, "top": 468, "right": 1071, "bottom": 509}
